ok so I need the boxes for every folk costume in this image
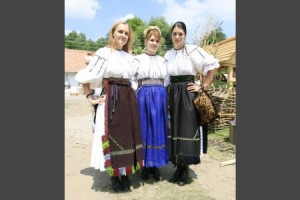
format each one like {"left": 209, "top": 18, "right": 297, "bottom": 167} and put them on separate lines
{"left": 134, "top": 53, "right": 169, "bottom": 181}
{"left": 164, "top": 44, "right": 220, "bottom": 184}
{"left": 75, "top": 47, "right": 144, "bottom": 177}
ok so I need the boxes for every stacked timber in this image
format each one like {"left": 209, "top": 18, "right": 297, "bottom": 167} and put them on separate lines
{"left": 210, "top": 90, "right": 236, "bottom": 130}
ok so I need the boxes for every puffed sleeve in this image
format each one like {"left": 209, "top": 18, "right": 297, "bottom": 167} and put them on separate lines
{"left": 164, "top": 74, "right": 170, "bottom": 87}
{"left": 130, "top": 55, "right": 140, "bottom": 91}
{"left": 159, "top": 56, "right": 169, "bottom": 86}
{"left": 187, "top": 45, "right": 220, "bottom": 76}
{"left": 163, "top": 52, "right": 170, "bottom": 86}
{"left": 163, "top": 50, "right": 170, "bottom": 62}
{"left": 74, "top": 48, "right": 108, "bottom": 88}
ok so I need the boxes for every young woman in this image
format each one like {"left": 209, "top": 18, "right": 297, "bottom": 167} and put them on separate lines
{"left": 133, "top": 26, "right": 168, "bottom": 182}
{"left": 75, "top": 21, "right": 144, "bottom": 192}
{"left": 164, "top": 21, "right": 220, "bottom": 186}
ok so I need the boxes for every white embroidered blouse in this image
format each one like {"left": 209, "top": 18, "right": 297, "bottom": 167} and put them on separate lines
{"left": 164, "top": 44, "right": 220, "bottom": 77}
{"left": 133, "top": 53, "right": 167, "bottom": 80}
{"left": 75, "top": 47, "right": 135, "bottom": 89}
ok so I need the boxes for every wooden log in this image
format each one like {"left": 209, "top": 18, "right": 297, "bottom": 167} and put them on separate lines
{"left": 220, "top": 158, "right": 236, "bottom": 167}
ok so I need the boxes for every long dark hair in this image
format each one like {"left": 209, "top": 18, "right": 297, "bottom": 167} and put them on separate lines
{"left": 171, "top": 21, "right": 187, "bottom": 35}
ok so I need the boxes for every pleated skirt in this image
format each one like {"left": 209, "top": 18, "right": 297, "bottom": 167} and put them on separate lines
{"left": 169, "top": 75, "right": 201, "bottom": 165}
{"left": 137, "top": 85, "right": 169, "bottom": 167}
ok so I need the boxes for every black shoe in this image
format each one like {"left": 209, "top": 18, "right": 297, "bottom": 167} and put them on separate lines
{"left": 168, "top": 166, "right": 182, "bottom": 183}
{"left": 141, "top": 167, "right": 149, "bottom": 180}
{"left": 121, "top": 175, "right": 131, "bottom": 191}
{"left": 111, "top": 176, "right": 123, "bottom": 192}
{"left": 177, "top": 165, "right": 189, "bottom": 186}
{"left": 151, "top": 167, "right": 162, "bottom": 181}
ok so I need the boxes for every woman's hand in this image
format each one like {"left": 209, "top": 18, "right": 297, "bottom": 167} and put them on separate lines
{"left": 87, "top": 95, "right": 106, "bottom": 105}
{"left": 187, "top": 83, "right": 203, "bottom": 93}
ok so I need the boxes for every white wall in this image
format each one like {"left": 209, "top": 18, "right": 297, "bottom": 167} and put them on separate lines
{"left": 65, "top": 72, "right": 80, "bottom": 88}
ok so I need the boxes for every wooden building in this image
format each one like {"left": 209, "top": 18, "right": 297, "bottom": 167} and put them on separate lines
{"left": 203, "top": 36, "right": 236, "bottom": 130}
{"left": 203, "top": 36, "right": 236, "bottom": 91}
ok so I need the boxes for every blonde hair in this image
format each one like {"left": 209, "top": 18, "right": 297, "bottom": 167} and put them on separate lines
{"left": 108, "top": 21, "right": 134, "bottom": 53}
{"left": 143, "top": 26, "right": 162, "bottom": 41}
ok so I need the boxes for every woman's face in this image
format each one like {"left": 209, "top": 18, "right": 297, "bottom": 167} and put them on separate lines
{"left": 113, "top": 24, "right": 129, "bottom": 50}
{"left": 171, "top": 26, "right": 186, "bottom": 49}
{"left": 145, "top": 34, "right": 160, "bottom": 55}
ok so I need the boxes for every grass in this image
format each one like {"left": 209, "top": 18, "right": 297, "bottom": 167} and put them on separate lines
{"left": 208, "top": 128, "right": 230, "bottom": 141}
{"left": 207, "top": 128, "right": 236, "bottom": 162}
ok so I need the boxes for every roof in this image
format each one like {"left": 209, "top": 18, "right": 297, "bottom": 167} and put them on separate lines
{"left": 202, "top": 36, "right": 236, "bottom": 67}
{"left": 65, "top": 48, "right": 93, "bottom": 72}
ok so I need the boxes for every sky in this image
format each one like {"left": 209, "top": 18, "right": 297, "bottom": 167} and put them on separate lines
{"left": 65, "top": 0, "right": 235, "bottom": 43}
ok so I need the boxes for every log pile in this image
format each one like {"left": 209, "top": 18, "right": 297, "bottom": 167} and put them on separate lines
{"left": 210, "top": 90, "right": 236, "bottom": 130}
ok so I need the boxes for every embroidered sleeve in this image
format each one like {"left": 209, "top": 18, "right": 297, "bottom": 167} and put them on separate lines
{"left": 188, "top": 45, "right": 220, "bottom": 76}
{"left": 74, "top": 48, "right": 108, "bottom": 88}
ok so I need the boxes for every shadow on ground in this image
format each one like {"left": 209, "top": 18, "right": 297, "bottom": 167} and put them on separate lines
{"left": 80, "top": 162, "right": 199, "bottom": 193}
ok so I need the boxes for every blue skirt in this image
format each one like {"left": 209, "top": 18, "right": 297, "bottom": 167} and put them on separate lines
{"left": 137, "top": 85, "right": 169, "bottom": 167}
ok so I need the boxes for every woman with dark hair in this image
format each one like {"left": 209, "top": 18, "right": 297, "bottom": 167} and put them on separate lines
{"left": 75, "top": 21, "right": 144, "bottom": 192}
{"left": 134, "top": 26, "right": 169, "bottom": 182}
{"left": 164, "top": 21, "right": 220, "bottom": 186}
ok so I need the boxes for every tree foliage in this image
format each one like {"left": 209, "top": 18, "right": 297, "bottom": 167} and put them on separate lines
{"left": 192, "top": 16, "right": 227, "bottom": 47}
{"left": 126, "top": 17, "right": 147, "bottom": 55}
{"left": 64, "top": 31, "right": 108, "bottom": 51}
{"left": 64, "top": 16, "right": 226, "bottom": 55}
{"left": 201, "top": 27, "right": 226, "bottom": 47}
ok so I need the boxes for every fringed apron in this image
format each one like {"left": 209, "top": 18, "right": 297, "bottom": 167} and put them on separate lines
{"left": 102, "top": 78, "right": 144, "bottom": 176}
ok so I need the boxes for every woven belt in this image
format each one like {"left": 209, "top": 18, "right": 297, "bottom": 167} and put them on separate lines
{"left": 139, "top": 78, "right": 164, "bottom": 86}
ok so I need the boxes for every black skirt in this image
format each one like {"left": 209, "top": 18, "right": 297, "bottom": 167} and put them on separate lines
{"left": 168, "top": 75, "right": 201, "bottom": 165}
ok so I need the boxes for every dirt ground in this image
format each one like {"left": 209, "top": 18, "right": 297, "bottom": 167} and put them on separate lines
{"left": 65, "top": 95, "right": 236, "bottom": 200}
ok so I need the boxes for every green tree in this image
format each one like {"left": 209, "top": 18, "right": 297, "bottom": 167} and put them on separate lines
{"left": 65, "top": 31, "right": 79, "bottom": 49}
{"left": 85, "top": 39, "right": 96, "bottom": 51}
{"left": 77, "top": 33, "right": 87, "bottom": 50}
{"left": 192, "top": 16, "right": 227, "bottom": 47}
{"left": 126, "top": 17, "right": 146, "bottom": 55}
{"left": 203, "top": 27, "right": 226, "bottom": 46}
{"left": 64, "top": 16, "right": 177, "bottom": 54}
{"left": 126, "top": 17, "right": 145, "bottom": 31}
{"left": 64, "top": 31, "right": 89, "bottom": 50}
{"left": 95, "top": 37, "right": 109, "bottom": 50}
{"left": 65, "top": 30, "right": 109, "bottom": 51}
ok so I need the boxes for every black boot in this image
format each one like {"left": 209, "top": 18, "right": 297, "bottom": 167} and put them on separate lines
{"left": 151, "top": 167, "right": 162, "bottom": 181}
{"left": 121, "top": 175, "right": 131, "bottom": 191}
{"left": 177, "top": 165, "right": 189, "bottom": 186}
{"left": 111, "top": 176, "right": 123, "bottom": 192}
{"left": 141, "top": 167, "right": 149, "bottom": 180}
{"left": 168, "top": 165, "right": 182, "bottom": 183}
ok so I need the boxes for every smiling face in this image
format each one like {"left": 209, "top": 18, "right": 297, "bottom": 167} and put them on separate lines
{"left": 145, "top": 33, "right": 160, "bottom": 55}
{"left": 113, "top": 23, "right": 130, "bottom": 50}
{"left": 171, "top": 26, "right": 186, "bottom": 49}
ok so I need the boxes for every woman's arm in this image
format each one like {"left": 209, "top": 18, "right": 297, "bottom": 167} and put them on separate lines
{"left": 187, "top": 68, "right": 218, "bottom": 93}
{"left": 83, "top": 83, "right": 105, "bottom": 105}
{"left": 202, "top": 68, "right": 218, "bottom": 88}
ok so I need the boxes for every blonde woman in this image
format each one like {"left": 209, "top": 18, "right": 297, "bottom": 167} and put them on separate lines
{"left": 75, "top": 21, "right": 143, "bottom": 192}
